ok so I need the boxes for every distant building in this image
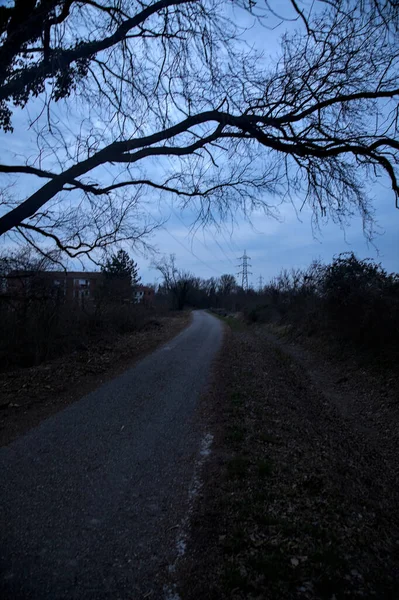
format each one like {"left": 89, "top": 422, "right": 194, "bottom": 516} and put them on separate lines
{"left": 3, "top": 270, "right": 103, "bottom": 302}
{"left": 133, "top": 285, "right": 154, "bottom": 306}
{"left": 2, "top": 271, "right": 156, "bottom": 307}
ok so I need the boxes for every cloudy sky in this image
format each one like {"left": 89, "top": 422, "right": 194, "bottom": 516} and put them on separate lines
{"left": 139, "top": 182, "right": 398, "bottom": 287}
{"left": 0, "top": 0, "right": 398, "bottom": 285}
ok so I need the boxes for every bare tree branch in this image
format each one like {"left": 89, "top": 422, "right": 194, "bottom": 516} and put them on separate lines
{"left": 0, "top": 0, "right": 398, "bottom": 259}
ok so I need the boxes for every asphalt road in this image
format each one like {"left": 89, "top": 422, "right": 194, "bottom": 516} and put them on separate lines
{"left": 0, "top": 310, "right": 223, "bottom": 600}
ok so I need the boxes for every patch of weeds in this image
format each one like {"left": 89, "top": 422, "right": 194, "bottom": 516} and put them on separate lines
{"left": 253, "top": 490, "right": 271, "bottom": 503}
{"left": 275, "top": 520, "right": 338, "bottom": 547}
{"left": 209, "top": 311, "right": 246, "bottom": 331}
{"left": 263, "top": 323, "right": 293, "bottom": 338}
{"left": 301, "top": 473, "right": 326, "bottom": 495}
{"left": 223, "top": 316, "right": 246, "bottom": 331}
{"left": 253, "top": 405, "right": 266, "bottom": 419}
{"left": 314, "top": 573, "right": 348, "bottom": 599}
{"left": 276, "top": 520, "right": 297, "bottom": 536}
{"left": 312, "top": 545, "right": 348, "bottom": 569}
{"left": 225, "top": 425, "right": 246, "bottom": 445}
{"left": 301, "top": 523, "right": 338, "bottom": 544}
{"left": 212, "top": 495, "right": 241, "bottom": 515}
{"left": 235, "top": 505, "right": 253, "bottom": 520}
{"left": 234, "top": 498, "right": 264, "bottom": 521}
{"left": 311, "top": 544, "right": 350, "bottom": 596}
{"left": 274, "top": 346, "right": 292, "bottom": 364}
{"left": 257, "top": 459, "right": 273, "bottom": 477}
{"left": 255, "top": 512, "right": 280, "bottom": 527}
{"left": 226, "top": 456, "right": 250, "bottom": 480}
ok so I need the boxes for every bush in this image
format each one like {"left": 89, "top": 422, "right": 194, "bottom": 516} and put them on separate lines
{"left": 320, "top": 253, "right": 399, "bottom": 352}
{"left": 245, "top": 253, "right": 399, "bottom": 366}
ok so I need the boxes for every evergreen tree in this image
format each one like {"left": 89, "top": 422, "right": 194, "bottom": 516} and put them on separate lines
{"left": 102, "top": 250, "right": 140, "bottom": 284}
{"left": 101, "top": 250, "right": 140, "bottom": 300}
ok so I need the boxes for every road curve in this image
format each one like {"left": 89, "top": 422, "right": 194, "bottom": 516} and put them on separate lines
{"left": 0, "top": 310, "right": 223, "bottom": 600}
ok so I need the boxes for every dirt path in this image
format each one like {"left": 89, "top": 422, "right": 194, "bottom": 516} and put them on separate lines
{"left": 258, "top": 327, "right": 399, "bottom": 485}
{"left": 0, "top": 310, "right": 222, "bottom": 600}
{"left": 177, "top": 323, "right": 399, "bottom": 600}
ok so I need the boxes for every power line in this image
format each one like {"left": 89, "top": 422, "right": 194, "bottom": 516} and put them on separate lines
{"left": 237, "top": 250, "right": 252, "bottom": 291}
{"left": 171, "top": 209, "right": 236, "bottom": 269}
{"left": 145, "top": 201, "right": 239, "bottom": 274}
{"left": 160, "top": 225, "right": 221, "bottom": 275}
{"left": 141, "top": 204, "right": 221, "bottom": 275}
{"left": 220, "top": 229, "right": 242, "bottom": 255}
{"left": 258, "top": 275, "right": 264, "bottom": 291}
{"left": 210, "top": 233, "right": 237, "bottom": 268}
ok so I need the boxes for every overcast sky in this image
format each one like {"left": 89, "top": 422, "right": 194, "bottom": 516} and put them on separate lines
{"left": 0, "top": 0, "right": 398, "bottom": 285}
{"left": 138, "top": 181, "right": 398, "bottom": 287}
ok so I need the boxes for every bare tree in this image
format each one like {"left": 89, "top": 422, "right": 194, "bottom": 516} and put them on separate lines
{"left": 0, "top": 0, "right": 398, "bottom": 259}
{"left": 0, "top": 244, "right": 62, "bottom": 299}
{"left": 153, "top": 254, "right": 195, "bottom": 309}
{"left": 218, "top": 274, "right": 237, "bottom": 296}
{"left": 0, "top": 245, "right": 60, "bottom": 277}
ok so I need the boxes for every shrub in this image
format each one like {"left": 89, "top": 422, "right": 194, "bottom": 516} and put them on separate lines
{"left": 320, "top": 253, "right": 399, "bottom": 352}
{"left": 244, "top": 253, "right": 399, "bottom": 366}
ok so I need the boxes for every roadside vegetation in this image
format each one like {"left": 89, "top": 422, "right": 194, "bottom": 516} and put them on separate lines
{"left": 158, "top": 251, "right": 399, "bottom": 371}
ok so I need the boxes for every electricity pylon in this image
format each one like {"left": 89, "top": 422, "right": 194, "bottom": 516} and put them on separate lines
{"left": 237, "top": 250, "right": 252, "bottom": 291}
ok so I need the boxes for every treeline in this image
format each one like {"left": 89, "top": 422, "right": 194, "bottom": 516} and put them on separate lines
{"left": 1, "top": 248, "right": 397, "bottom": 370}
{"left": 154, "top": 254, "right": 250, "bottom": 311}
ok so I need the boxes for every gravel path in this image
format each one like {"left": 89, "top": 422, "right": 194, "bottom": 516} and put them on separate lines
{"left": 0, "top": 310, "right": 222, "bottom": 600}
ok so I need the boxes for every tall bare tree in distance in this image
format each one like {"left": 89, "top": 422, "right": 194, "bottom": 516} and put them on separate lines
{"left": 0, "top": 0, "right": 398, "bottom": 259}
{"left": 153, "top": 254, "right": 195, "bottom": 309}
